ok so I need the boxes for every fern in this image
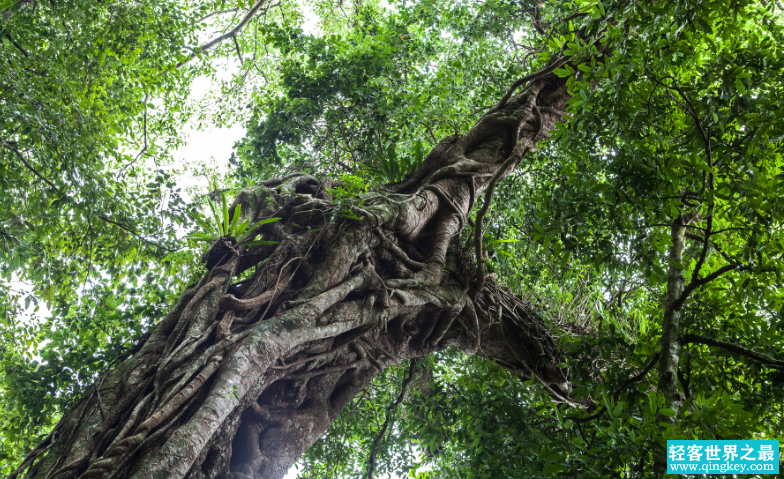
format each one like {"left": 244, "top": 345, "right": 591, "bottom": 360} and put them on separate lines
{"left": 187, "top": 190, "right": 281, "bottom": 245}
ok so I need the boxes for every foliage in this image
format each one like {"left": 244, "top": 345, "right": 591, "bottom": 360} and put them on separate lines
{"left": 2, "top": 0, "right": 784, "bottom": 477}
{"left": 233, "top": 0, "right": 539, "bottom": 182}
{"left": 0, "top": 0, "right": 201, "bottom": 469}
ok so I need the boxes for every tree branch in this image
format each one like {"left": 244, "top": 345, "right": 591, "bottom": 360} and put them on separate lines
{"left": 96, "top": 215, "right": 176, "bottom": 252}
{"left": 682, "top": 333, "right": 784, "bottom": 371}
{"left": 177, "top": 0, "right": 271, "bottom": 68}
{"left": 232, "top": 34, "right": 244, "bottom": 64}
{"left": 4, "top": 33, "right": 29, "bottom": 57}
{"left": 2, "top": 140, "right": 57, "bottom": 189}
{"left": 672, "top": 264, "right": 741, "bottom": 310}
{"left": 365, "top": 360, "right": 417, "bottom": 479}
{"left": 490, "top": 55, "right": 568, "bottom": 113}
{"left": 568, "top": 353, "right": 659, "bottom": 423}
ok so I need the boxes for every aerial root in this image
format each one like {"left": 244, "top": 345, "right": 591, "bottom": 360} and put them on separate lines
{"left": 285, "top": 360, "right": 365, "bottom": 380}
{"left": 427, "top": 305, "right": 461, "bottom": 347}
{"left": 160, "top": 329, "right": 251, "bottom": 406}
{"left": 458, "top": 299, "right": 481, "bottom": 354}
{"left": 216, "top": 310, "right": 235, "bottom": 342}
{"left": 220, "top": 289, "right": 275, "bottom": 311}
{"left": 271, "top": 339, "right": 356, "bottom": 370}
{"left": 374, "top": 227, "right": 426, "bottom": 271}
{"left": 82, "top": 357, "right": 227, "bottom": 478}
{"left": 385, "top": 262, "right": 444, "bottom": 289}
{"left": 107, "top": 393, "right": 153, "bottom": 452}
{"left": 289, "top": 197, "right": 335, "bottom": 220}
{"left": 137, "top": 356, "right": 224, "bottom": 436}
{"left": 161, "top": 322, "right": 218, "bottom": 377}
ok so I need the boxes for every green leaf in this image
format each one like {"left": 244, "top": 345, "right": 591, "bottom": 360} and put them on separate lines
{"left": 667, "top": 259, "right": 687, "bottom": 270}
{"left": 659, "top": 408, "right": 678, "bottom": 417}
{"left": 249, "top": 217, "right": 282, "bottom": 229}
{"left": 221, "top": 191, "right": 229, "bottom": 237}
{"left": 186, "top": 235, "right": 215, "bottom": 243}
{"left": 240, "top": 240, "right": 280, "bottom": 246}
{"left": 234, "top": 218, "right": 250, "bottom": 238}
{"left": 735, "top": 78, "right": 746, "bottom": 94}
{"left": 208, "top": 199, "right": 224, "bottom": 237}
{"left": 414, "top": 139, "right": 423, "bottom": 164}
{"left": 190, "top": 212, "right": 215, "bottom": 235}
{"left": 230, "top": 203, "right": 241, "bottom": 237}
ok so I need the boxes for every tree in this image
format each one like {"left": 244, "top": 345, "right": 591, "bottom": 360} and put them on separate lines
{"left": 3, "top": 0, "right": 784, "bottom": 478}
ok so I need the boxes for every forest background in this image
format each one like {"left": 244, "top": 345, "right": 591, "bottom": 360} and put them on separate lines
{"left": 1, "top": 0, "right": 784, "bottom": 477}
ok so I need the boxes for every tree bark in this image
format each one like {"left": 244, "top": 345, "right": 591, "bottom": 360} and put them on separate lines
{"left": 10, "top": 66, "right": 572, "bottom": 479}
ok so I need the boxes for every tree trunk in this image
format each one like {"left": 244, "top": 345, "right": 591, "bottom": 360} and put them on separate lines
{"left": 10, "top": 71, "right": 571, "bottom": 479}
{"left": 653, "top": 215, "right": 688, "bottom": 474}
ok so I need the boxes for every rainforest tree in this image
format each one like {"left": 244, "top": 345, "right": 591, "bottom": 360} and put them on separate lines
{"left": 2, "top": 0, "right": 783, "bottom": 478}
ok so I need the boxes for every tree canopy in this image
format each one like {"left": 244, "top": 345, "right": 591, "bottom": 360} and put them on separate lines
{"left": 1, "top": 0, "right": 783, "bottom": 477}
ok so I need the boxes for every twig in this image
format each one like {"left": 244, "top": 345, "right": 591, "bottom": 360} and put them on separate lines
{"left": 120, "top": 94, "right": 149, "bottom": 176}
{"left": 197, "top": 8, "right": 240, "bottom": 23}
{"left": 96, "top": 215, "right": 175, "bottom": 252}
{"left": 672, "top": 264, "right": 743, "bottom": 310}
{"left": 568, "top": 353, "right": 659, "bottom": 423}
{"left": 232, "top": 34, "right": 244, "bottom": 64}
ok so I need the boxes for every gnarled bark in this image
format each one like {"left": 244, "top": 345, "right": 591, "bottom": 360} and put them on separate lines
{"left": 10, "top": 66, "right": 571, "bottom": 479}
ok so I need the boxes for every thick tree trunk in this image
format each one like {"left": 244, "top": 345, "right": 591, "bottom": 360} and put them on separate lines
{"left": 10, "top": 72, "right": 571, "bottom": 479}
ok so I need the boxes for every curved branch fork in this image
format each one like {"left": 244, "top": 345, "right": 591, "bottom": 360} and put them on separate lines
{"left": 14, "top": 66, "right": 573, "bottom": 479}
